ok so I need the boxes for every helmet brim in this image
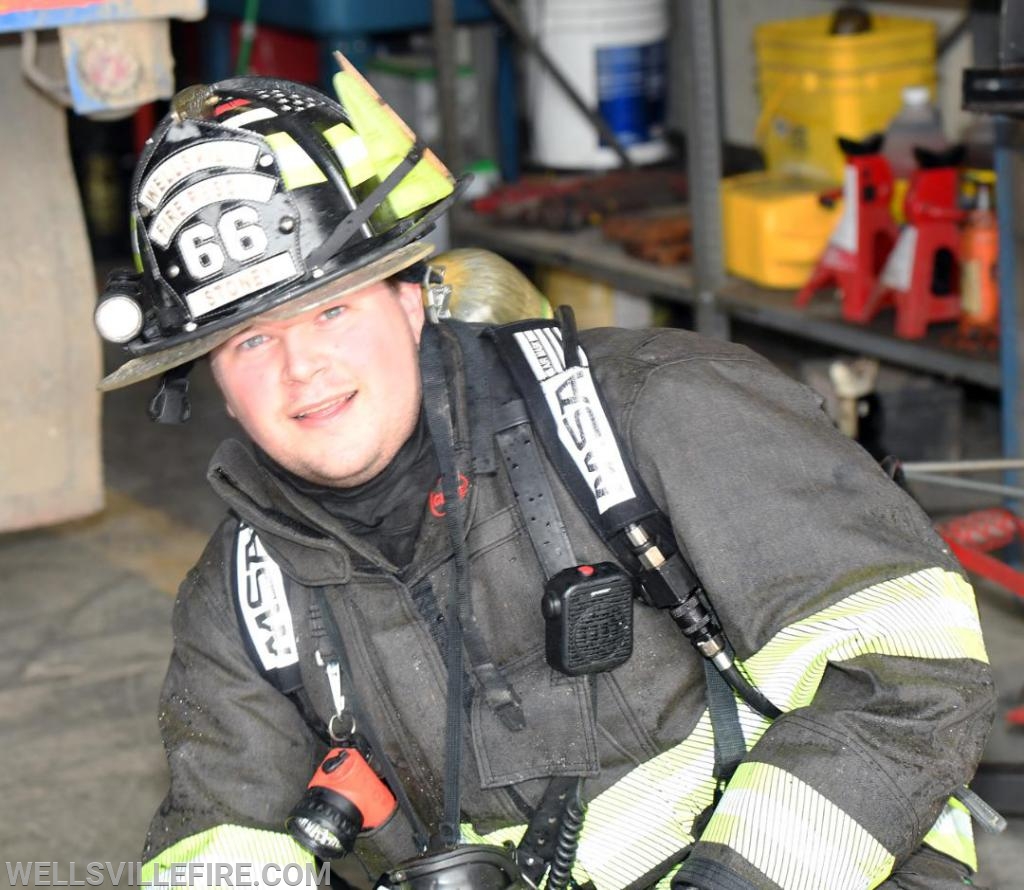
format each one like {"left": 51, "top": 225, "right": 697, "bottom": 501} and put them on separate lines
{"left": 98, "top": 238, "right": 434, "bottom": 392}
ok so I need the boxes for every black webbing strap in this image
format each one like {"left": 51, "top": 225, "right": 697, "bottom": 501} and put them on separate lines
{"left": 447, "top": 321, "right": 499, "bottom": 475}
{"left": 424, "top": 327, "right": 524, "bottom": 733}
{"left": 306, "top": 140, "right": 426, "bottom": 269}
{"left": 515, "top": 775, "right": 583, "bottom": 885}
{"left": 494, "top": 398, "right": 577, "bottom": 579}
{"left": 461, "top": 616, "right": 525, "bottom": 732}
{"left": 148, "top": 360, "right": 195, "bottom": 424}
{"left": 420, "top": 325, "right": 472, "bottom": 848}
{"left": 702, "top": 661, "right": 747, "bottom": 784}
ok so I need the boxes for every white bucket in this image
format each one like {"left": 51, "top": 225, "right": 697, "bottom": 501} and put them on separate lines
{"left": 524, "top": 0, "right": 670, "bottom": 169}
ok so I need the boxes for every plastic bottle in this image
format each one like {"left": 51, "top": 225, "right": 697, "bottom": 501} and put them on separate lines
{"left": 959, "top": 180, "right": 999, "bottom": 332}
{"left": 883, "top": 85, "right": 948, "bottom": 180}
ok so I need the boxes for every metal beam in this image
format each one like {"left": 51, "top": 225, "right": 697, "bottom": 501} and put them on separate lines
{"left": 679, "top": 0, "right": 729, "bottom": 341}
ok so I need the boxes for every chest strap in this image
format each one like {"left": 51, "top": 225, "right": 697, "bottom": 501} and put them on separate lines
{"left": 494, "top": 398, "right": 576, "bottom": 578}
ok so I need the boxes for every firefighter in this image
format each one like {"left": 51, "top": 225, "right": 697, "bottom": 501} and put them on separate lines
{"left": 95, "top": 67, "right": 995, "bottom": 890}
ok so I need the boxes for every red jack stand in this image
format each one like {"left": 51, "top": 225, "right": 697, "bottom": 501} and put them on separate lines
{"left": 870, "top": 145, "right": 967, "bottom": 339}
{"left": 795, "top": 134, "right": 898, "bottom": 323}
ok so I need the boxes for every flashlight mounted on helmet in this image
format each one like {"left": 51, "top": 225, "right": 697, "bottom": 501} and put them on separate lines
{"left": 94, "top": 270, "right": 146, "bottom": 344}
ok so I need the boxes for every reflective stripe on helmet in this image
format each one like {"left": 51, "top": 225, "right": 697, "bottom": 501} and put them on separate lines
{"left": 324, "top": 122, "right": 375, "bottom": 188}
{"left": 264, "top": 132, "right": 327, "bottom": 190}
{"left": 332, "top": 59, "right": 455, "bottom": 221}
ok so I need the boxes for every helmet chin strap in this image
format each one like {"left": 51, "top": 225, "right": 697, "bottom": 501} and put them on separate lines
{"left": 147, "top": 361, "right": 196, "bottom": 424}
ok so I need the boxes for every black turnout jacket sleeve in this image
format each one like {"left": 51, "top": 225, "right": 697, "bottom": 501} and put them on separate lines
{"left": 583, "top": 328, "right": 994, "bottom": 890}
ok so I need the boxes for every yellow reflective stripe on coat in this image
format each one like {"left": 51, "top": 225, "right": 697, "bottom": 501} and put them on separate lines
{"left": 922, "top": 798, "right": 978, "bottom": 871}
{"left": 729, "top": 567, "right": 985, "bottom": 879}
{"left": 459, "top": 822, "right": 526, "bottom": 848}
{"left": 575, "top": 712, "right": 718, "bottom": 888}
{"left": 140, "top": 825, "right": 320, "bottom": 889}
{"left": 702, "top": 762, "right": 895, "bottom": 890}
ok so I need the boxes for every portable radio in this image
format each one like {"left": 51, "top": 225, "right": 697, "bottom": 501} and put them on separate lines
{"left": 541, "top": 563, "right": 634, "bottom": 676}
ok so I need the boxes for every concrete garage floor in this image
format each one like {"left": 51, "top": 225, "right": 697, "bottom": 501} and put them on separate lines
{"left": 2, "top": 347, "right": 1023, "bottom": 889}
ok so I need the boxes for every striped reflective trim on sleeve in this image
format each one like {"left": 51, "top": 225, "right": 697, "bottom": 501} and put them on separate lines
{"left": 700, "top": 762, "right": 895, "bottom": 890}
{"left": 922, "top": 798, "right": 977, "bottom": 872}
{"left": 742, "top": 566, "right": 988, "bottom": 715}
{"left": 724, "top": 567, "right": 984, "bottom": 875}
{"left": 140, "top": 825, "right": 322, "bottom": 889}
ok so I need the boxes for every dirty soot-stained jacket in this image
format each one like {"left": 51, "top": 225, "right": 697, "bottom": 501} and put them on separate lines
{"left": 142, "top": 322, "right": 995, "bottom": 890}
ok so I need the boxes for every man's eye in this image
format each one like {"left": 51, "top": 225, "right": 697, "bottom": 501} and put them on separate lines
{"left": 321, "top": 305, "right": 345, "bottom": 321}
{"left": 238, "top": 333, "right": 268, "bottom": 351}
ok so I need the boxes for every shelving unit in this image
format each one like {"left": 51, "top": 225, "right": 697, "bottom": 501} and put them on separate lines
{"left": 451, "top": 0, "right": 1009, "bottom": 400}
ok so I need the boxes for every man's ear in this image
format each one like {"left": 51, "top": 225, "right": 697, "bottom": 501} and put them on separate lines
{"left": 395, "top": 280, "right": 426, "bottom": 343}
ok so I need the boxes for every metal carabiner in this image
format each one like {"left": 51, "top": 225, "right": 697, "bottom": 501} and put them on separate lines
{"left": 316, "top": 649, "right": 355, "bottom": 741}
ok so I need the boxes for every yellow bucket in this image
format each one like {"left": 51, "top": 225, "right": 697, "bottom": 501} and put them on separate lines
{"left": 755, "top": 14, "right": 936, "bottom": 181}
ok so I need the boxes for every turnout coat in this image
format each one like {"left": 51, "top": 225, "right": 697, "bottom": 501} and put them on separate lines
{"left": 142, "top": 322, "right": 994, "bottom": 890}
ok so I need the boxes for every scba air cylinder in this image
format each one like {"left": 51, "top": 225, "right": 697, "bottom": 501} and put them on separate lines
{"left": 524, "top": 0, "right": 670, "bottom": 169}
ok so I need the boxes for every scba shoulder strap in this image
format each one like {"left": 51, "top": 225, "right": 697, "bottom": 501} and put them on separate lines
{"left": 232, "top": 521, "right": 335, "bottom": 743}
{"left": 233, "top": 521, "right": 301, "bottom": 693}
{"left": 487, "top": 313, "right": 778, "bottom": 758}
{"left": 488, "top": 322, "right": 656, "bottom": 540}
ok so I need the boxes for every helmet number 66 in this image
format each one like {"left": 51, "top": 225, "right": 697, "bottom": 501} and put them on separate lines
{"left": 178, "top": 206, "right": 269, "bottom": 280}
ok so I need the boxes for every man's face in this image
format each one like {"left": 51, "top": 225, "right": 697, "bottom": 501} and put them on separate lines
{"left": 210, "top": 279, "right": 425, "bottom": 488}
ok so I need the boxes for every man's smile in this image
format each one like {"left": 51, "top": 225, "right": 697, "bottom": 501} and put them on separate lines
{"left": 290, "top": 391, "right": 356, "bottom": 423}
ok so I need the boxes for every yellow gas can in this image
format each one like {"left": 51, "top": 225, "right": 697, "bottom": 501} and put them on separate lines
{"left": 721, "top": 171, "right": 839, "bottom": 290}
{"left": 755, "top": 14, "right": 936, "bottom": 181}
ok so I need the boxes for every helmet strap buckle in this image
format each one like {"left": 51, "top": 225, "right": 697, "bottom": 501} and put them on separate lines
{"left": 147, "top": 361, "right": 196, "bottom": 424}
